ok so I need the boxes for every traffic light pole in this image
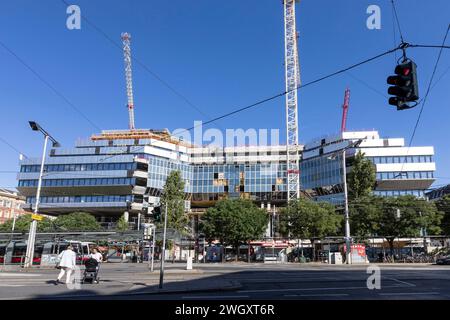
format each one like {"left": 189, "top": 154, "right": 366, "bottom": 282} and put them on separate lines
{"left": 24, "top": 135, "right": 49, "bottom": 268}
{"left": 159, "top": 205, "right": 168, "bottom": 289}
{"left": 151, "top": 226, "right": 155, "bottom": 272}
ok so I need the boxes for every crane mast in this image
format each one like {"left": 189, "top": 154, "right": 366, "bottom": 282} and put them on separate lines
{"left": 284, "top": 0, "right": 301, "bottom": 202}
{"left": 341, "top": 88, "right": 350, "bottom": 133}
{"left": 121, "top": 32, "right": 135, "bottom": 130}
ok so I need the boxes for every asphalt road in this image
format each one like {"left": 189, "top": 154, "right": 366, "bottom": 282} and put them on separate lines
{"left": 1, "top": 262, "right": 449, "bottom": 300}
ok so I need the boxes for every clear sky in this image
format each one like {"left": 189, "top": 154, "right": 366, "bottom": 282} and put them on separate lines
{"left": 0, "top": 0, "right": 449, "bottom": 190}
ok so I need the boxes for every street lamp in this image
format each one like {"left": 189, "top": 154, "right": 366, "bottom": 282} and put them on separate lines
{"left": 24, "top": 121, "right": 60, "bottom": 268}
{"left": 327, "top": 138, "right": 364, "bottom": 265}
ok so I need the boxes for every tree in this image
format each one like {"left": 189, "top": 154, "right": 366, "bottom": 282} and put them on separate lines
{"left": 116, "top": 214, "right": 129, "bottom": 232}
{"left": 279, "top": 198, "right": 342, "bottom": 261}
{"left": 347, "top": 151, "right": 376, "bottom": 200}
{"left": 53, "top": 212, "right": 101, "bottom": 231}
{"left": 160, "top": 170, "right": 189, "bottom": 234}
{"left": 200, "top": 199, "right": 268, "bottom": 262}
{"left": 0, "top": 214, "right": 53, "bottom": 233}
{"left": 350, "top": 195, "right": 443, "bottom": 254}
{"left": 436, "top": 195, "right": 450, "bottom": 235}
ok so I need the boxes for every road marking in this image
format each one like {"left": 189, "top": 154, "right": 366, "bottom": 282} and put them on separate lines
{"left": 384, "top": 277, "right": 416, "bottom": 287}
{"left": 285, "top": 293, "right": 349, "bottom": 297}
{"left": 182, "top": 295, "right": 249, "bottom": 299}
{"left": 379, "top": 292, "right": 439, "bottom": 296}
{"left": 238, "top": 284, "right": 405, "bottom": 294}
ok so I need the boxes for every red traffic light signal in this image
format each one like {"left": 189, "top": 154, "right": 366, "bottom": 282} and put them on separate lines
{"left": 387, "top": 59, "right": 419, "bottom": 110}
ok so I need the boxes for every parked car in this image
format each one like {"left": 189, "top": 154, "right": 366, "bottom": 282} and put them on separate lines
{"left": 436, "top": 255, "right": 450, "bottom": 265}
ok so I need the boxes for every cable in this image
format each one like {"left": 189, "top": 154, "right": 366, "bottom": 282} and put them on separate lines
{"left": 394, "top": 27, "right": 450, "bottom": 178}
{"left": 344, "top": 72, "right": 388, "bottom": 99}
{"left": 407, "top": 27, "right": 450, "bottom": 149}
{"left": 0, "top": 137, "right": 28, "bottom": 159}
{"left": 409, "top": 44, "right": 450, "bottom": 50}
{"left": 390, "top": 0, "right": 405, "bottom": 43}
{"left": 98, "top": 46, "right": 401, "bottom": 162}
{"left": 58, "top": 0, "right": 225, "bottom": 132}
{"left": 0, "top": 40, "right": 101, "bottom": 131}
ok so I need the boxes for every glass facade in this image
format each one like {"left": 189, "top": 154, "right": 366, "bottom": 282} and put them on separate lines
{"left": 20, "top": 162, "right": 134, "bottom": 173}
{"left": 191, "top": 163, "right": 287, "bottom": 202}
{"left": 369, "top": 155, "right": 433, "bottom": 164}
{"left": 301, "top": 154, "right": 342, "bottom": 189}
{"left": 376, "top": 171, "right": 434, "bottom": 180}
{"left": 17, "top": 130, "right": 436, "bottom": 215}
{"left": 18, "top": 178, "right": 135, "bottom": 187}
{"left": 26, "top": 195, "right": 133, "bottom": 204}
{"left": 373, "top": 190, "right": 425, "bottom": 197}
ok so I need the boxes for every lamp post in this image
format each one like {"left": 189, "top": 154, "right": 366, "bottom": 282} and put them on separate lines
{"left": 24, "top": 121, "right": 60, "bottom": 268}
{"left": 327, "top": 138, "right": 364, "bottom": 265}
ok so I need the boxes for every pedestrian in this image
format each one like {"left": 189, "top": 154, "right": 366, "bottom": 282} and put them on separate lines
{"left": 89, "top": 248, "right": 103, "bottom": 263}
{"left": 55, "top": 245, "right": 76, "bottom": 285}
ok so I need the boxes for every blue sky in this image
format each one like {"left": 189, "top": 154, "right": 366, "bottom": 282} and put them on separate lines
{"left": 0, "top": 0, "right": 449, "bottom": 189}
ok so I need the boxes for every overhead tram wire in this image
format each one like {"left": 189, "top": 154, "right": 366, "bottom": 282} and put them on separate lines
{"left": 391, "top": 0, "right": 406, "bottom": 44}
{"left": 98, "top": 45, "right": 403, "bottom": 162}
{"left": 396, "top": 25, "right": 450, "bottom": 178}
{"left": 58, "top": 0, "right": 225, "bottom": 132}
{"left": 0, "top": 137, "right": 29, "bottom": 159}
{"left": 0, "top": 41, "right": 101, "bottom": 131}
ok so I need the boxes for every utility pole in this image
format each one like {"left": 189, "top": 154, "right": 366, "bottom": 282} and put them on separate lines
{"left": 24, "top": 121, "right": 60, "bottom": 268}
{"left": 341, "top": 148, "right": 351, "bottom": 265}
{"left": 159, "top": 205, "right": 168, "bottom": 289}
{"left": 328, "top": 138, "right": 364, "bottom": 265}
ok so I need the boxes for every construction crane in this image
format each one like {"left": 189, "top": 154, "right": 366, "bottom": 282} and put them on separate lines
{"left": 121, "top": 32, "right": 135, "bottom": 130}
{"left": 341, "top": 88, "right": 350, "bottom": 133}
{"left": 283, "top": 0, "right": 301, "bottom": 202}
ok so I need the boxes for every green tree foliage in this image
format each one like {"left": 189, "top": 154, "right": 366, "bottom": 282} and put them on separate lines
{"left": 53, "top": 212, "right": 101, "bottom": 231}
{"left": 347, "top": 151, "right": 376, "bottom": 200}
{"left": 160, "top": 170, "right": 189, "bottom": 233}
{"left": 116, "top": 214, "right": 129, "bottom": 232}
{"left": 200, "top": 199, "right": 268, "bottom": 261}
{"left": 0, "top": 214, "right": 53, "bottom": 233}
{"left": 279, "top": 198, "right": 342, "bottom": 260}
{"left": 436, "top": 195, "right": 450, "bottom": 235}
{"left": 350, "top": 195, "right": 443, "bottom": 253}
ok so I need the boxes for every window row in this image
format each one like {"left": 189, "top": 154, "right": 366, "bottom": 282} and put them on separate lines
{"left": 18, "top": 178, "right": 134, "bottom": 187}
{"left": 373, "top": 190, "right": 425, "bottom": 197}
{"left": 376, "top": 171, "right": 434, "bottom": 180}
{"left": 26, "top": 195, "right": 133, "bottom": 204}
{"left": 370, "top": 155, "right": 433, "bottom": 164}
{"left": 20, "top": 162, "right": 135, "bottom": 173}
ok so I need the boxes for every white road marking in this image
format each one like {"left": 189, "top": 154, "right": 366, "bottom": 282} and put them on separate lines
{"left": 238, "top": 284, "right": 404, "bottom": 294}
{"left": 379, "top": 292, "right": 439, "bottom": 296}
{"left": 285, "top": 293, "right": 349, "bottom": 297}
{"left": 384, "top": 277, "right": 416, "bottom": 287}
{"left": 182, "top": 295, "right": 249, "bottom": 299}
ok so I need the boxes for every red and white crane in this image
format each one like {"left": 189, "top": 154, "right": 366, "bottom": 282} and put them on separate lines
{"left": 121, "top": 32, "right": 135, "bottom": 130}
{"left": 341, "top": 88, "right": 350, "bottom": 133}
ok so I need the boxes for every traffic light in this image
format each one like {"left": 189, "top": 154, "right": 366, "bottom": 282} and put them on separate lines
{"left": 151, "top": 206, "right": 161, "bottom": 223}
{"left": 387, "top": 59, "right": 419, "bottom": 110}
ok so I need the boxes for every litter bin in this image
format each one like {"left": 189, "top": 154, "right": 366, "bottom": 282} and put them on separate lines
{"left": 299, "top": 256, "right": 307, "bottom": 263}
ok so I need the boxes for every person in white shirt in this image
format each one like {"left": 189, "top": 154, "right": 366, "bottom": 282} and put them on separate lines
{"left": 89, "top": 248, "right": 103, "bottom": 263}
{"left": 55, "top": 245, "right": 77, "bottom": 285}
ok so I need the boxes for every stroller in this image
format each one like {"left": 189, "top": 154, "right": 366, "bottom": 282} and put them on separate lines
{"left": 82, "top": 258, "right": 100, "bottom": 284}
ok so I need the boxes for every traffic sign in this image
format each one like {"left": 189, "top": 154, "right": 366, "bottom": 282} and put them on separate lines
{"left": 31, "top": 214, "right": 43, "bottom": 221}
